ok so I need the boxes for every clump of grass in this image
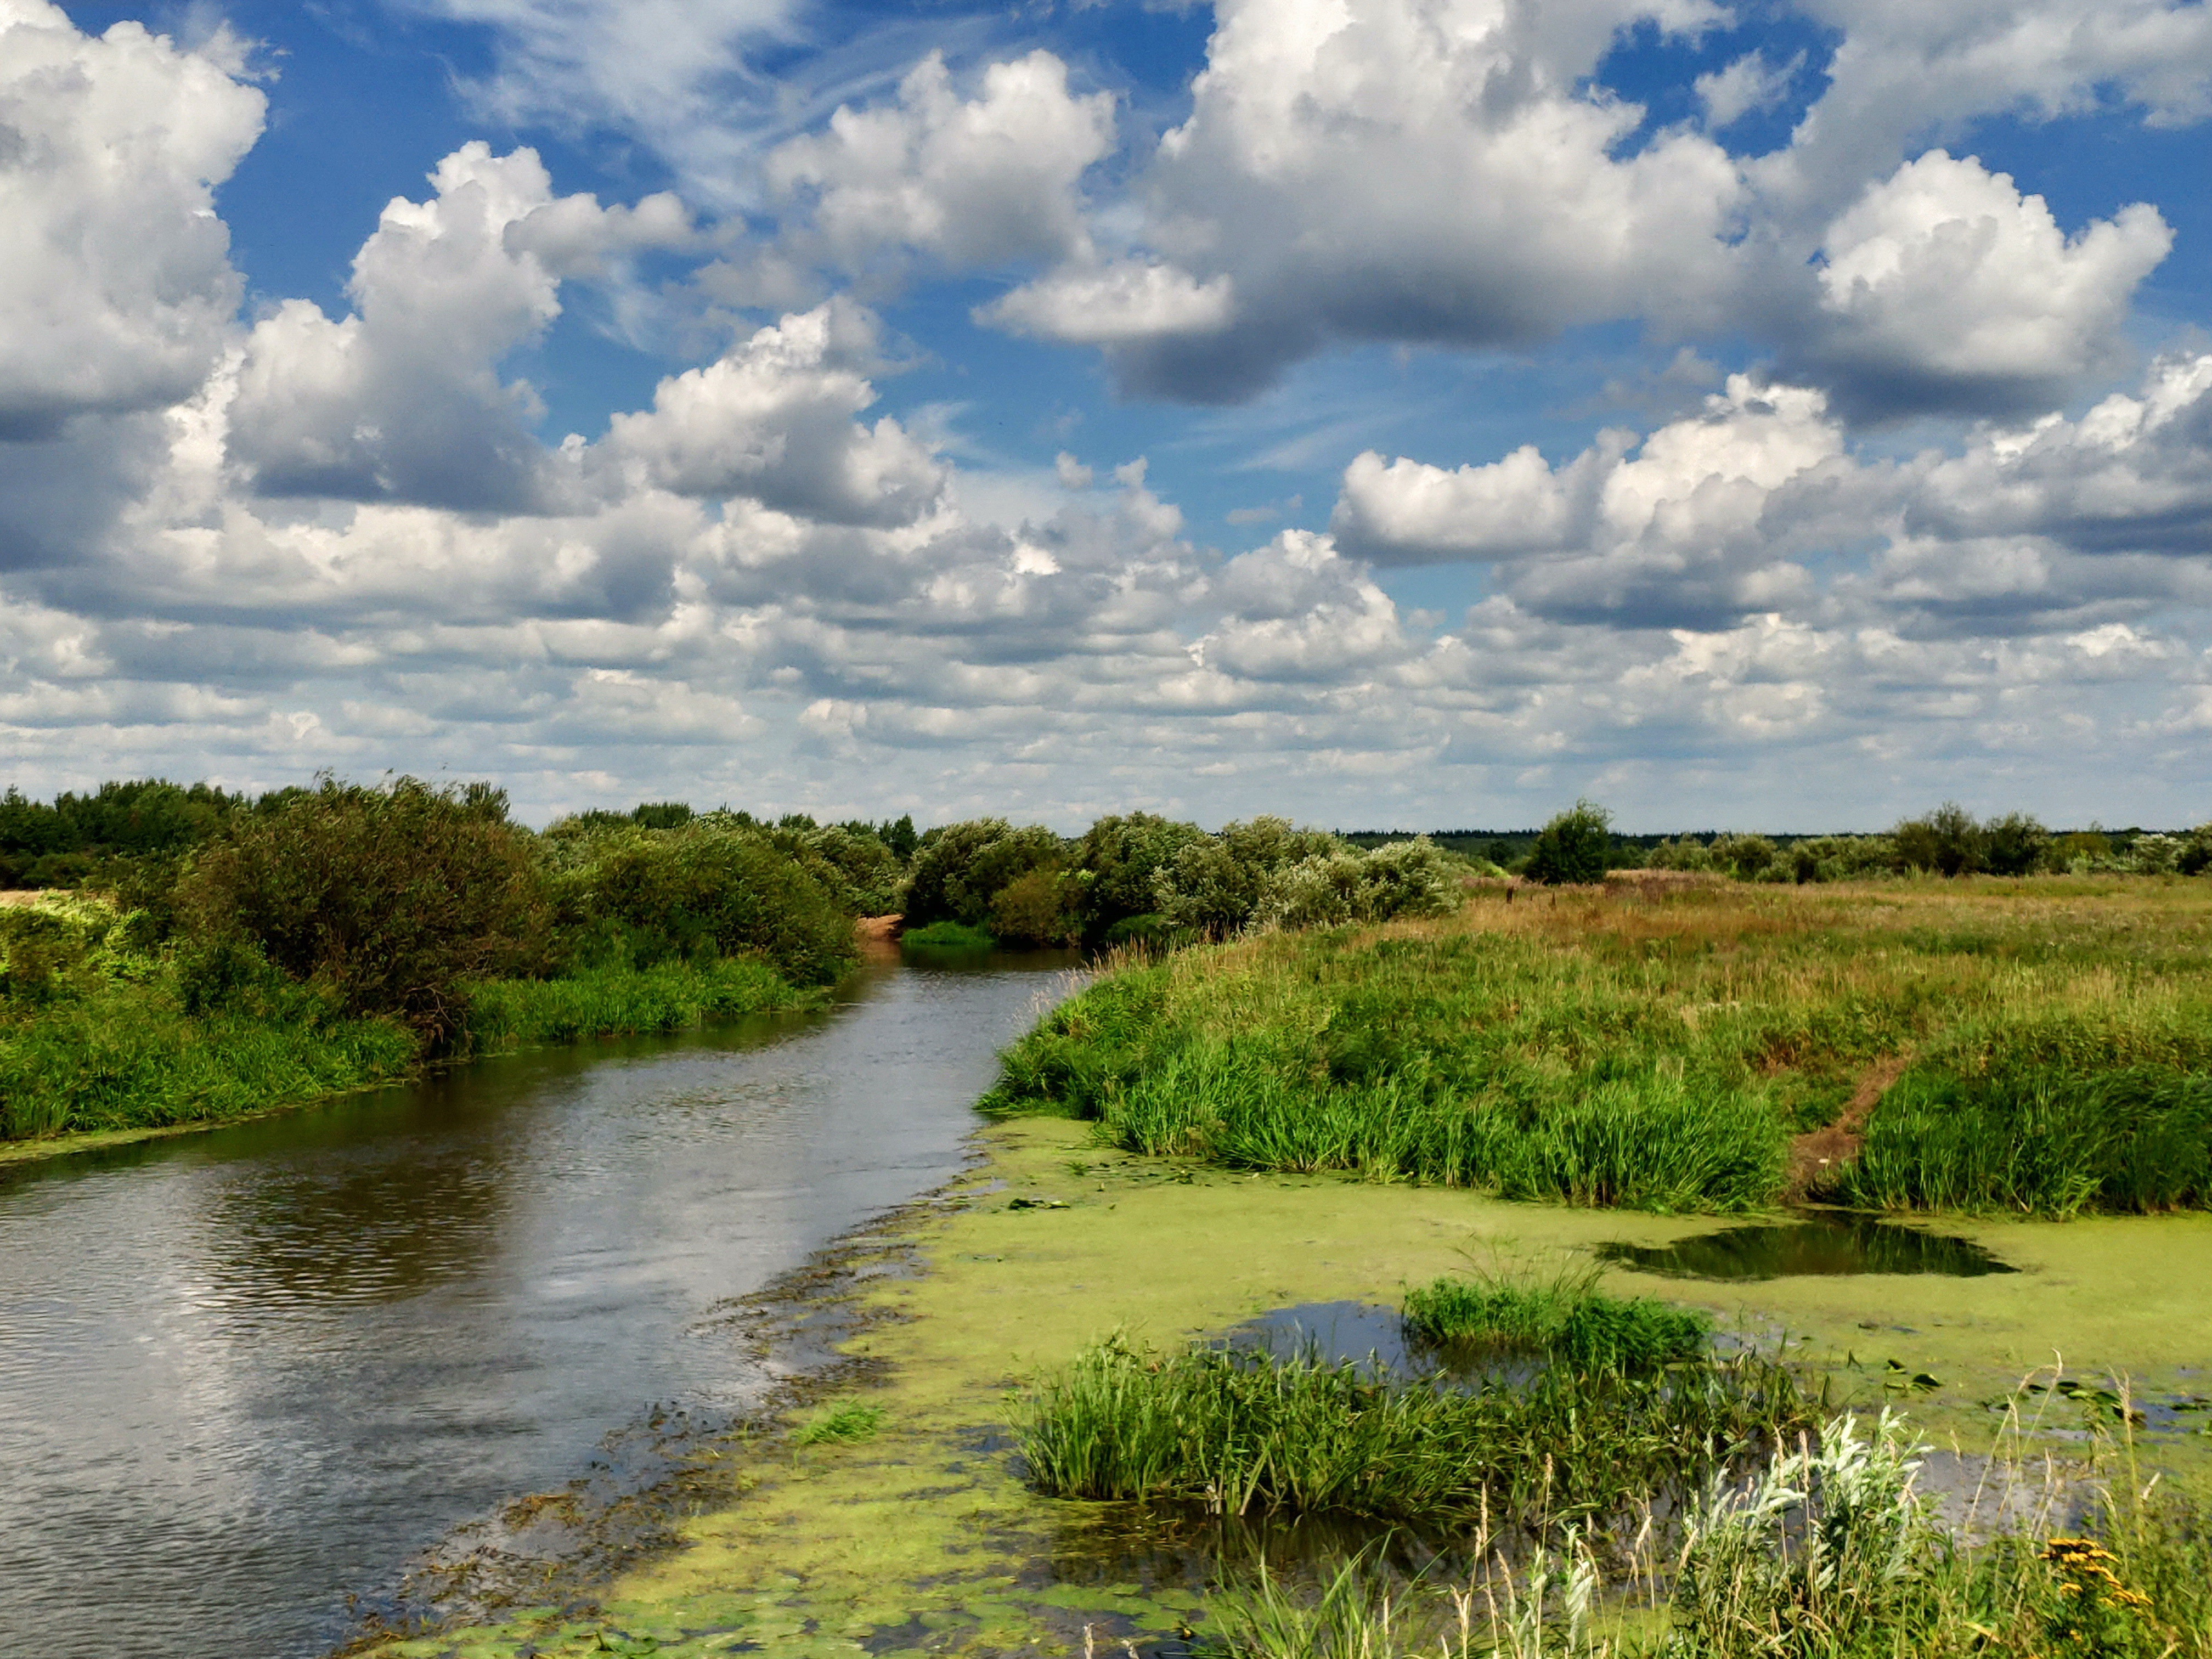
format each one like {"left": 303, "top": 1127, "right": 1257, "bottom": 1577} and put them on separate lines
{"left": 1190, "top": 1403, "right": 2212, "bottom": 1659}
{"left": 900, "top": 920, "right": 998, "bottom": 952}
{"left": 794, "top": 1400, "right": 885, "bottom": 1446}
{"left": 1017, "top": 1333, "right": 1808, "bottom": 1537}
{"left": 1840, "top": 1069, "right": 2212, "bottom": 1214}
{"left": 1402, "top": 1261, "right": 1710, "bottom": 1373}
{"left": 459, "top": 956, "right": 812, "bottom": 1052}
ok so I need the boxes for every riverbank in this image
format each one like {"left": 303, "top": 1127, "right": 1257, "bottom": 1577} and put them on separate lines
{"left": 354, "top": 1115, "right": 2212, "bottom": 1659}
{"left": 0, "top": 957, "right": 830, "bottom": 1167}
{"left": 988, "top": 875, "right": 2212, "bottom": 1215}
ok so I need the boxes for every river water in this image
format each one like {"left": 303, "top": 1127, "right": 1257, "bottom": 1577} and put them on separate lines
{"left": 0, "top": 954, "right": 1073, "bottom": 1659}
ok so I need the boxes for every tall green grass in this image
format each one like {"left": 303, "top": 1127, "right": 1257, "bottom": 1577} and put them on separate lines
{"left": 1097, "top": 1040, "right": 1784, "bottom": 1211}
{"left": 1017, "top": 1334, "right": 1809, "bottom": 1536}
{"left": 0, "top": 985, "right": 417, "bottom": 1139}
{"left": 1402, "top": 1263, "right": 1711, "bottom": 1373}
{"left": 2, "top": 952, "right": 813, "bottom": 1144}
{"left": 1190, "top": 1407, "right": 2212, "bottom": 1659}
{"left": 1839, "top": 1069, "right": 2212, "bottom": 1214}
{"left": 459, "top": 957, "right": 815, "bottom": 1052}
{"left": 986, "top": 883, "right": 2212, "bottom": 1215}
{"left": 899, "top": 919, "right": 997, "bottom": 950}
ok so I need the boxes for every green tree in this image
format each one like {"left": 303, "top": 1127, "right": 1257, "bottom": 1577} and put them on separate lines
{"left": 1524, "top": 800, "right": 1612, "bottom": 885}
{"left": 176, "top": 777, "right": 550, "bottom": 1046}
{"left": 1071, "top": 812, "right": 1210, "bottom": 943}
{"left": 904, "top": 820, "right": 1065, "bottom": 927}
{"left": 1894, "top": 803, "right": 1987, "bottom": 876}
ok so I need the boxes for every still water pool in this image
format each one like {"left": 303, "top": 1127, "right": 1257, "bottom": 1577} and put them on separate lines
{"left": 0, "top": 955, "right": 1073, "bottom": 1659}
{"left": 1597, "top": 1214, "right": 2017, "bottom": 1280}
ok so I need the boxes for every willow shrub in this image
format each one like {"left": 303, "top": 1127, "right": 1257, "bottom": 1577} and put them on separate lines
{"left": 177, "top": 777, "right": 550, "bottom": 1048}
{"left": 549, "top": 820, "right": 858, "bottom": 988}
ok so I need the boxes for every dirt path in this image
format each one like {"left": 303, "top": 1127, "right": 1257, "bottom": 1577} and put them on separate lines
{"left": 1787, "top": 1054, "right": 1911, "bottom": 1198}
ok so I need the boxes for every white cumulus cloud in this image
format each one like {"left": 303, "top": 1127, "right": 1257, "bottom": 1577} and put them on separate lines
{"left": 766, "top": 50, "right": 1115, "bottom": 269}
{"left": 600, "top": 300, "right": 946, "bottom": 526}
{"left": 1792, "top": 150, "right": 2172, "bottom": 417}
{"left": 0, "top": 1, "right": 263, "bottom": 437}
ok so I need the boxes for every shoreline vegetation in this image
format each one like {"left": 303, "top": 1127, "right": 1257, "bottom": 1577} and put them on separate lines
{"left": 344, "top": 1119, "right": 2212, "bottom": 1659}
{"left": 986, "top": 872, "right": 2212, "bottom": 1217}
{"left": 2, "top": 781, "right": 2208, "bottom": 1189}
{"left": 8, "top": 781, "right": 2212, "bottom": 1648}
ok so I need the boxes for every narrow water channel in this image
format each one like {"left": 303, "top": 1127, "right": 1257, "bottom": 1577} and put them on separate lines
{"left": 0, "top": 954, "right": 1074, "bottom": 1659}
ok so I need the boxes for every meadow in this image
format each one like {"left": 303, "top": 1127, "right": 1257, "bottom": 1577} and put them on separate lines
{"left": 986, "top": 874, "right": 2212, "bottom": 1216}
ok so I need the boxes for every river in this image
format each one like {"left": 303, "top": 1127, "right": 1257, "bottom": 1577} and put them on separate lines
{"left": 0, "top": 953, "right": 1074, "bottom": 1659}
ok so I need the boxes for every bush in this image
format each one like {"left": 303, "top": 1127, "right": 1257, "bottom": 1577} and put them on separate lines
{"left": 1153, "top": 817, "right": 1345, "bottom": 937}
{"left": 1071, "top": 812, "right": 1210, "bottom": 943}
{"left": 174, "top": 778, "right": 549, "bottom": 1047}
{"left": 1254, "top": 850, "right": 1370, "bottom": 929}
{"left": 1984, "top": 811, "right": 2053, "bottom": 876}
{"left": 1707, "top": 832, "right": 1778, "bottom": 881}
{"left": 784, "top": 822, "right": 907, "bottom": 916}
{"left": 1647, "top": 836, "right": 1718, "bottom": 872}
{"left": 1253, "top": 840, "right": 1459, "bottom": 931}
{"left": 0, "top": 894, "right": 150, "bottom": 1006}
{"left": 990, "top": 867, "right": 1080, "bottom": 947}
{"left": 550, "top": 820, "right": 857, "bottom": 987}
{"left": 904, "top": 819, "right": 1065, "bottom": 928}
{"left": 1895, "top": 802, "right": 1987, "bottom": 876}
{"left": 1524, "top": 800, "right": 1612, "bottom": 885}
{"left": 2182, "top": 825, "right": 2212, "bottom": 877}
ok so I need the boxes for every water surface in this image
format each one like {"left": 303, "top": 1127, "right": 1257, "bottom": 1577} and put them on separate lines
{"left": 1598, "top": 1214, "right": 2017, "bottom": 1280}
{"left": 0, "top": 956, "right": 1071, "bottom": 1659}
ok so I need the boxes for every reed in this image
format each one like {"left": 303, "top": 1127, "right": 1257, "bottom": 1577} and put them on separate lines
{"left": 0, "top": 985, "right": 417, "bottom": 1139}
{"left": 1402, "top": 1262, "right": 1711, "bottom": 1373}
{"left": 1189, "top": 1400, "right": 2212, "bottom": 1659}
{"left": 1838, "top": 1070, "right": 2212, "bottom": 1214}
{"left": 458, "top": 957, "right": 814, "bottom": 1052}
{"left": 1017, "top": 1334, "right": 1810, "bottom": 1537}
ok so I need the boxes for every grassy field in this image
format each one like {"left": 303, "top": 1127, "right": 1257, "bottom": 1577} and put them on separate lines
{"left": 986, "top": 876, "right": 2212, "bottom": 1215}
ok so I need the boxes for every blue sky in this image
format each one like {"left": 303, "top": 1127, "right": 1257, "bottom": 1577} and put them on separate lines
{"left": 5, "top": 0, "right": 2211, "bottom": 828}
